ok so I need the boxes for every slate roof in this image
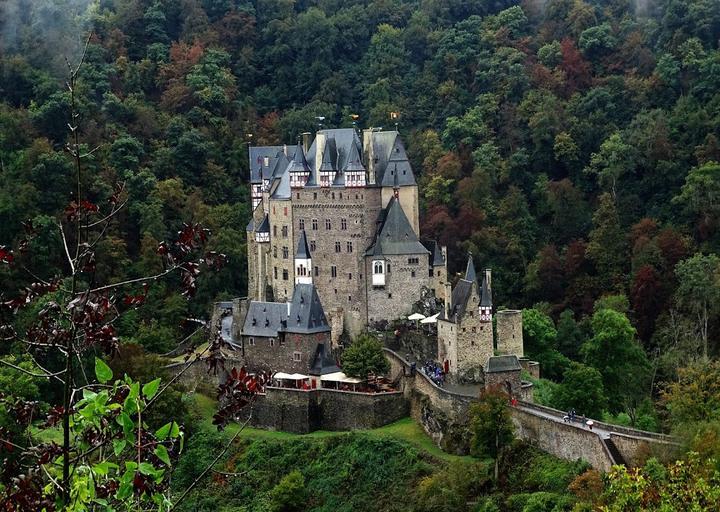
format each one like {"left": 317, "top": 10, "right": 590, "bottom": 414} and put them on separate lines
{"left": 269, "top": 166, "right": 291, "bottom": 199}
{"left": 366, "top": 196, "right": 428, "bottom": 256}
{"left": 296, "top": 230, "right": 311, "bottom": 259}
{"left": 343, "top": 139, "right": 365, "bottom": 172}
{"left": 372, "top": 132, "right": 417, "bottom": 187}
{"left": 480, "top": 271, "right": 492, "bottom": 307}
{"left": 249, "top": 146, "right": 296, "bottom": 184}
{"left": 464, "top": 255, "right": 477, "bottom": 283}
{"left": 424, "top": 240, "right": 445, "bottom": 266}
{"left": 320, "top": 137, "right": 337, "bottom": 172}
{"left": 285, "top": 283, "right": 330, "bottom": 334}
{"left": 256, "top": 214, "right": 270, "bottom": 233}
{"left": 305, "top": 128, "right": 362, "bottom": 172}
{"left": 242, "top": 301, "right": 290, "bottom": 338}
{"left": 309, "top": 343, "right": 340, "bottom": 376}
{"left": 485, "top": 355, "right": 522, "bottom": 373}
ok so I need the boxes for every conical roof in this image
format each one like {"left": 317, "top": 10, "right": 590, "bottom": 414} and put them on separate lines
{"left": 465, "top": 254, "right": 477, "bottom": 283}
{"left": 320, "top": 138, "right": 336, "bottom": 172}
{"left": 296, "top": 230, "right": 311, "bottom": 259}
{"left": 286, "top": 142, "right": 310, "bottom": 175}
{"left": 343, "top": 139, "right": 365, "bottom": 173}
{"left": 480, "top": 270, "right": 492, "bottom": 307}
{"left": 285, "top": 284, "right": 330, "bottom": 334}
{"left": 365, "top": 196, "right": 429, "bottom": 256}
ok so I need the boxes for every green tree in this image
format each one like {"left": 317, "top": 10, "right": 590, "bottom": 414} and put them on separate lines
{"left": 469, "top": 387, "right": 514, "bottom": 480}
{"left": 673, "top": 162, "right": 720, "bottom": 242}
{"left": 269, "top": 470, "right": 308, "bottom": 512}
{"left": 582, "top": 309, "right": 651, "bottom": 413}
{"left": 587, "top": 193, "right": 627, "bottom": 287}
{"left": 552, "top": 362, "right": 607, "bottom": 419}
{"left": 674, "top": 253, "right": 720, "bottom": 359}
{"left": 341, "top": 334, "right": 390, "bottom": 379}
{"left": 584, "top": 132, "right": 635, "bottom": 200}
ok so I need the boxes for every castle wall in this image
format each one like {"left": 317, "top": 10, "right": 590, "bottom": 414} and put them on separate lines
{"left": 268, "top": 198, "right": 294, "bottom": 302}
{"left": 455, "top": 311, "right": 494, "bottom": 383}
{"left": 428, "top": 262, "right": 448, "bottom": 303}
{"left": 365, "top": 253, "right": 430, "bottom": 324}
{"left": 240, "top": 332, "right": 329, "bottom": 374}
{"left": 484, "top": 369, "right": 522, "bottom": 396}
{"left": 292, "top": 187, "right": 382, "bottom": 336}
{"left": 496, "top": 309, "right": 523, "bottom": 357}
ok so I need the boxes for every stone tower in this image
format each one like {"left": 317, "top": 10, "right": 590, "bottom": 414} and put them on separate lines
{"left": 496, "top": 309, "right": 524, "bottom": 357}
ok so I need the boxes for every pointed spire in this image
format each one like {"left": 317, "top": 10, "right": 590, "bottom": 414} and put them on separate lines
{"left": 343, "top": 140, "right": 366, "bottom": 172}
{"left": 296, "top": 230, "right": 311, "bottom": 259}
{"left": 480, "top": 269, "right": 492, "bottom": 307}
{"left": 287, "top": 141, "right": 310, "bottom": 174}
{"left": 320, "top": 142, "right": 335, "bottom": 172}
{"left": 464, "top": 253, "right": 477, "bottom": 282}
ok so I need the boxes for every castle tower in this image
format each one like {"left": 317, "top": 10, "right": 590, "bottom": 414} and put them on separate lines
{"left": 294, "top": 230, "right": 312, "bottom": 285}
{"left": 479, "top": 268, "right": 492, "bottom": 322}
{"left": 288, "top": 141, "right": 311, "bottom": 188}
{"left": 496, "top": 310, "right": 523, "bottom": 357}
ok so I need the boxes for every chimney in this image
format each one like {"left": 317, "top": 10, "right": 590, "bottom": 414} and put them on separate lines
{"left": 363, "top": 128, "right": 376, "bottom": 185}
{"left": 484, "top": 269, "right": 492, "bottom": 291}
{"left": 283, "top": 144, "right": 288, "bottom": 157}
{"left": 444, "top": 282, "right": 452, "bottom": 318}
{"left": 315, "top": 132, "right": 327, "bottom": 173}
{"left": 302, "top": 132, "right": 312, "bottom": 153}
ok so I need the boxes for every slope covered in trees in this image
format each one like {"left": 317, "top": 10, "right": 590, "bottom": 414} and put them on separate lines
{"left": 2, "top": 0, "right": 720, "bottom": 431}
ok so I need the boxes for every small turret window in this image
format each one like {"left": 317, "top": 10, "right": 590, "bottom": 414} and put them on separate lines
{"left": 373, "top": 261, "right": 384, "bottom": 274}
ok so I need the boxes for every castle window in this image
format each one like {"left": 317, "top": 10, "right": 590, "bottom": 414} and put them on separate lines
{"left": 332, "top": 193, "right": 335, "bottom": 199}
{"left": 270, "top": 338, "right": 275, "bottom": 347}
{"left": 273, "top": 206, "right": 276, "bottom": 214}
{"left": 388, "top": 293, "right": 392, "bottom": 298}
{"left": 348, "top": 273, "right": 352, "bottom": 280}
{"left": 249, "top": 337, "right": 255, "bottom": 346}
{"left": 387, "top": 263, "right": 391, "bottom": 273}
{"left": 339, "top": 193, "right": 343, "bottom": 198}
{"left": 411, "top": 270, "right": 416, "bottom": 277}
{"left": 313, "top": 192, "right": 317, "bottom": 200}
{"left": 273, "top": 246, "right": 277, "bottom": 257}
{"left": 274, "top": 267, "right": 278, "bottom": 279}
{"left": 335, "top": 242, "right": 341, "bottom": 253}
{"left": 282, "top": 247, "right": 288, "bottom": 259}
{"left": 279, "top": 338, "right": 285, "bottom": 346}
{"left": 282, "top": 225, "right": 288, "bottom": 238}
{"left": 312, "top": 219, "right": 318, "bottom": 230}
{"left": 373, "top": 261, "right": 384, "bottom": 274}
{"left": 346, "top": 241, "right": 353, "bottom": 253}
{"left": 355, "top": 194, "right": 359, "bottom": 199}
{"left": 296, "top": 193, "right": 300, "bottom": 199}
{"left": 273, "top": 226, "right": 277, "bottom": 237}
{"left": 293, "top": 352, "right": 301, "bottom": 362}
{"left": 325, "top": 219, "right": 331, "bottom": 230}
{"left": 282, "top": 269, "right": 288, "bottom": 280}
{"left": 348, "top": 296, "right": 352, "bottom": 302}
{"left": 314, "top": 266, "right": 319, "bottom": 276}
{"left": 331, "top": 266, "right": 337, "bottom": 278}
{"left": 408, "top": 257, "right": 419, "bottom": 264}
{"left": 310, "top": 240, "right": 316, "bottom": 251}
{"left": 429, "top": 269, "right": 434, "bottom": 277}
{"left": 284, "top": 207, "right": 288, "bottom": 216}
{"left": 263, "top": 156, "right": 269, "bottom": 166}
{"left": 341, "top": 218, "right": 347, "bottom": 230}
{"left": 299, "top": 219, "right": 305, "bottom": 230}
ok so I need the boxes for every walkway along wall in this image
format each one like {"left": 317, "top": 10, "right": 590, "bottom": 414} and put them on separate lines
{"left": 383, "top": 348, "right": 678, "bottom": 469}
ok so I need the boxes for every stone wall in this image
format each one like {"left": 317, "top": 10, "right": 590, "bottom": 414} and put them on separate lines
{"left": 366, "top": 253, "right": 429, "bottom": 324}
{"left": 510, "top": 405, "right": 615, "bottom": 472}
{"left": 519, "top": 358, "right": 540, "bottom": 379}
{"left": 268, "top": 197, "right": 295, "bottom": 302}
{"left": 496, "top": 309, "right": 523, "bottom": 357}
{"left": 241, "top": 331, "right": 329, "bottom": 374}
{"left": 242, "top": 387, "right": 407, "bottom": 433}
{"left": 609, "top": 433, "right": 679, "bottom": 467}
{"left": 484, "top": 368, "right": 522, "bottom": 396}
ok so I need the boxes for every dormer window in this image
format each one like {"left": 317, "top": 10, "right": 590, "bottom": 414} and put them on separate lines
{"left": 265, "top": 318, "right": 270, "bottom": 327}
{"left": 252, "top": 317, "right": 257, "bottom": 326}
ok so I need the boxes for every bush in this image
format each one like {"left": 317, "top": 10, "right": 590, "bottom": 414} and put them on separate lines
{"left": 341, "top": 333, "right": 390, "bottom": 379}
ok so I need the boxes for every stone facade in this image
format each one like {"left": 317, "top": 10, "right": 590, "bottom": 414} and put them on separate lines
{"left": 241, "top": 331, "right": 330, "bottom": 375}
{"left": 496, "top": 309, "right": 524, "bottom": 357}
{"left": 247, "top": 128, "right": 446, "bottom": 338}
{"left": 366, "top": 253, "right": 430, "bottom": 325}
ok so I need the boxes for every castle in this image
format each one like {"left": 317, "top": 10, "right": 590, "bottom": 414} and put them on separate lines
{"left": 246, "top": 128, "right": 448, "bottom": 339}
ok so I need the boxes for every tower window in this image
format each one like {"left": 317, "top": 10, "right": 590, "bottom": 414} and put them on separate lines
{"left": 331, "top": 266, "right": 337, "bottom": 278}
{"left": 282, "top": 225, "right": 288, "bottom": 238}
{"left": 273, "top": 226, "right": 277, "bottom": 236}
{"left": 314, "top": 266, "right": 319, "bottom": 276}
{"left": 283, "top": 207, "right": 287, "bottom": 216}
{"left": 249, "top": 337, "right": 255, "bottom": 346}
{"left": 310, "top": 240, "right": 316, "bottom": 251}
{"left": 348, "top": 273, "right": 352, "bottom": 280}
{"left": 335, "top": 242, "right": 341, "bottom": 253}
{"left": 273, "top": 246, "right": 277, "bottom": 257}
{"left": 325, "top": 219, "right": 331, "bottom": 230}
{"left": 282, "top": 247, "right": 288, "bottom": 259}
{"left": 411, "top": 270, "right": 416, "bottom": 277}
{"left": 293, "top": 352, "right": 301, "bottom": 362}
{"left": 341, "top": 218, "right": 347, "bottom": 230}
{"left": 282, "top": 269, "right": 288, "bottom": 280}
{"left": 270, "top": 338, "right": 275, "bottom": 347}
{"left": 299, "top": 219, "right": 305, "bottom": 230}
{"left": 373, "top": 261, "right": 384, "bottom": 274}
{"left": 346, "top": 241, "right": 353, "bottom": 253}
{"left": 312, "top": 219, "right": 318, "bottom": 230}
{"left": 274, "top": 267, "right": 277, "bottom": 279}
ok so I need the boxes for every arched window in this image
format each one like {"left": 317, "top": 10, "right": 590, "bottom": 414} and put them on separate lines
{"left": 373, "top": 261, "right": 384, "bottom": 274}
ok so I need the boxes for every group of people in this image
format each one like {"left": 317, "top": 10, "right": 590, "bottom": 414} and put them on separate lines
{"left": 420, "top": 360, "right": 446, "bottom": 386}
{"left": 562, "top": 409, "right": 595, "bottom": 429}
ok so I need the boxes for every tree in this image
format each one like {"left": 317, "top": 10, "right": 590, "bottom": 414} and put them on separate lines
{"left": 469, "top": 387, "right": 514, "bottom": 480}
{"left": 585, "top": 132, "right": 635, "bottom": 201}
{"left": 552, "top": 362, "right": 607, "bottom": 419}
{"left": 674, "top": 253, "right": 720, "bottom": 360}
{"left": 522, "top": 309, "right": 569, "bottom": 380}
{"left": 673, "top": 161, "right": 720, "bottom": 242}
{"left": 581, "top": 309, "right": 651, "bottom": 413}
{"left": 587, "top": 193, "right": 627, "bottom": 287}
{"left": 661, "top": 361, "right": 720, "bottom": 427}
{"left": 269, "top": 470, "right": 308, "bottom": 512}
{"left": 341, "top": 334, "right": 390, "bottom": 379}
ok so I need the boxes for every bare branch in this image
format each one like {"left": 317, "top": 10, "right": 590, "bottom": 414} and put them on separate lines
{"left": 86, "top": 198, "right": 128, "bottom": 229}
{"left": 0, "top": 358, "right": 66, "bottom": 379}
{"left": 58, "top": 221, "right": 75, "bottom": 274}
{"left": 86, "top": 266, "right": 183, "bottom": 295}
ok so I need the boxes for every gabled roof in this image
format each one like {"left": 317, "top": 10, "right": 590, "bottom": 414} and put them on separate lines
{"left": 465, "top": 255, "right": 477, "bottom": 283}
{"left": 249, "top": 146, "right": 297, "bottom": 184}
{"left": 306, "top": 128, "right": 362, "bottom": 172}
{"left": 285, "top": 283, "right": 330, "bottom": 334}
{"left": 242, "top": 301, "right": 289, "bottom": 338}
{"left": 296, "top": 230, "right": 311, "bottom": 259}
{"left": 270, "top": 167, "right": 291, "bottom": 199}
{"left": 309, "top": 343, "right": 340, "bottom": 376}
{"left": 365, "top": 196, "right": 428, "bottom": 256}
{"left": 485, "top": 355, "right": 521, "bottom": 373}
{"left": 286, "top": 142, "right": 311, "bottom": 176}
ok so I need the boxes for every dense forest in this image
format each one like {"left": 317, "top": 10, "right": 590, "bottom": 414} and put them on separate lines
{"left": 2, "top": 0, "right": 720, "bottom": 509}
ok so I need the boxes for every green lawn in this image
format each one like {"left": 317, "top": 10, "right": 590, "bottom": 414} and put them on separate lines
{"left": 189, "top": 392, "right": 474, "bottom": 463}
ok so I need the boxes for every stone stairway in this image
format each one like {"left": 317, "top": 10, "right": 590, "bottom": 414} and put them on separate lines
{"left": 602, "top": 437, "right": 627, "bottom": 466}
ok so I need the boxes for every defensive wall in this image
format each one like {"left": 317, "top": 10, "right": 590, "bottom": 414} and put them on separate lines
{"left": 240, "top": 387, "right": 408, "bottom": 433}
{"left": 383, "top": 348, "right": 679, "bottom": 469}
